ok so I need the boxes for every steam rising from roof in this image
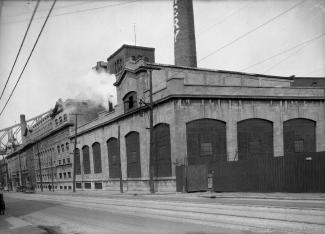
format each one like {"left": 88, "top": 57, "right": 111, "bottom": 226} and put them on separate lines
{"left": 67, "top": 69, "right": 116, "bottom": 110}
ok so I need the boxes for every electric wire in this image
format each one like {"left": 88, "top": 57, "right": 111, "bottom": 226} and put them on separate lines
{"left": 262, "top": 46, "right": 306, "bottom": 74}
{"left": 198, "top": 0, "right": 306, "bottom": 63}
{"left": 4, "top": 1, "right": 92, "bottom": 18}
{"left": 302, "top": 67, "right": 324, "bottom": 76}
{"left": 239, "top": 32, "right": 325, "bottom": 72}
{"left": 0, "top": 0, "right": 40, "bottom": 101}
{"left": 198, "top": 2, "right": 251, "bottom": 35}
{"left": 2, "top": 0, "right": 138, "bottom": 25}
{"left": 0, "top": 0, "right": 57, "bottom": 117}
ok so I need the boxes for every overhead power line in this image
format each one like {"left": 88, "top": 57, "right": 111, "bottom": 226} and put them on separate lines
{"left": 198, "top": 0, "right": 306, "bottom": 63}
{"left": 2, "top": 0, "right": 138, "bottom": 25}
{"left": 198, "top": 2, "right": 251, "bottom": 35}
{"left": 240, "top": 32, "right": 325, "bottom": 72}
{"left": 4, "top": 1, "right": 92, "bottom": 18}
{"left": 0, "top": 0, "right": 40, "bottom": 101}
{"left": 302, "top": 67, "right": 324, "bottom": 76}
{"left": 0, "top": 0, "right": 57, "bottom": 117}
{"left": 262, "top": 46, "right": 306, "bottom": 74}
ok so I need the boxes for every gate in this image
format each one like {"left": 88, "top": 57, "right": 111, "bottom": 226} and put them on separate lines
{"left": 213, "top": 152, "right": 325, "bottom": 192}
{"left": 186, "top": 164, "right": 208, "bottom": 192}
{"left": 175, "top": 165, "right": 185, "bottom": 192}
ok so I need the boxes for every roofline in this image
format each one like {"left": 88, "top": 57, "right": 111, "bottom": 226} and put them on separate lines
{"left": 107, "top": 44, "right": 155, "bottom": 61}
{"left": 147, "top": 62, "right": 296, "bottom": 80}
{"left": 294, "top": 77, "right": 325, "bottom": 79}
{"left": 6, "top": 122, "right": 72, "bottom": 157}
{"left": 72, "top": 93, "right": 325, "bottom": 138}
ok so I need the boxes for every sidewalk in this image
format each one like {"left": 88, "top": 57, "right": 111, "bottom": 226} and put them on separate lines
{"left": 0, "top": 215, "right": 46, "bottom": 234}
{"left": 17, "top": 189, "right": 325, "bottom": 201}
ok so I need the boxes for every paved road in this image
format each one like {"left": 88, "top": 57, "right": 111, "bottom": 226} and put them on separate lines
{"left": 1, "top": 192, "right": 325, "bottom": 234}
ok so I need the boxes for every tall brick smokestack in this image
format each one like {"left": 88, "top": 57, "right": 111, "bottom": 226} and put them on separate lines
{"left": 174, "top": 0, "right": 197, "bottom": 67}
{"left": 20, "top": 114, "right": 27, "bottom": 144}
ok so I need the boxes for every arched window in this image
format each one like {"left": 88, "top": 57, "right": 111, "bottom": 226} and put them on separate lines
{"left": 61, "top": 144, "right": 64, "bottom": 152}
{"left": 107, "top": 138, "right": 121, "bottom": 178}
{"left": 55, "top": 119, "right": 58, "bottom": 126}
{"left": 82, "top": 146, "right": 91, "bottom": 174}
{"left": 123, "top": 91, "right": 137, "bottom": 112}
{"left": 125, "top": 131, "right": 141, "bottom": 178}
{"left": 59, "top": 116, "right": 62, "bottom": 124}
{"left": 57, "top": 145, "right": 60, "bottom": 153}
{"left": 284, "top": 118, "right": 316, "bottom": 154}
{"left": 92, "top": 142, "right": 102, "bottom": 174}
{"left": 153, "top": 123, "right": 172, "bottom": 177}
{"left": 237, "top": 118, "right": 273, "bottom": 160}
{"left": 66, "top": 142, "right": 69, "bottom": 151}
{"left": 186, "top": 119, "right": 227, "bottom": 167}
{"left": 75, "top": 148, "right": 81, "bottom": 175}
{"left": 63, "top": 114, "right": 67, "bottom": 121}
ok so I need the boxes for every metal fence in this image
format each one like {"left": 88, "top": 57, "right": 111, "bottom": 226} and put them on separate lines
{"left": 213, "top": 152, "right": 325, "bottom": 193}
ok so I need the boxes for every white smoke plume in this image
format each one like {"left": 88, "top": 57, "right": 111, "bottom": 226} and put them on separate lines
{"left": 68, "top": 69, "right": 117, "bottom": 110}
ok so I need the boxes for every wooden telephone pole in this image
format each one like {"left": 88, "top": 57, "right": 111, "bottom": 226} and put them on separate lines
{"left": 71, "top": 113, "right": 82, "bottom": 193}
{"left": 36, "top": 142, "right": 43, "bottom": 192}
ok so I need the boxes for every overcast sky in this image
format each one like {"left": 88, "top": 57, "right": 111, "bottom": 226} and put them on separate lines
{"left": 0, "top": 0, "right": 324, "bottom": 130}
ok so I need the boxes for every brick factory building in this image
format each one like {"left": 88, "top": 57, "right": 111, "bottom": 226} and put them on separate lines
{"left": 70, "top": 44, "right": 325, "bottom": 193}
{"left": 3, "top": 0, "right": 325, "bottom": 193}
{"left": 5, "top": 99, "right": 104, "bottom": 192}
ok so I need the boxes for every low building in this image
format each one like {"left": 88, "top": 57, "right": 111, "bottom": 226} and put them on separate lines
{"left": 6, "top": 99, "right": 105, "bottom": 192}
{"left": 71, "top": 45, "right": 325, "bottom": 193}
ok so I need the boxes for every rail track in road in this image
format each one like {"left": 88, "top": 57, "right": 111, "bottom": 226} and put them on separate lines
{"left": 6, "top": 193, "right": 325, "bottom": 234}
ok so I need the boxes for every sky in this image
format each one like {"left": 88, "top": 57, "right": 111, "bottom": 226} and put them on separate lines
{"left": 0, "top": 0, "right": 324, "bottom": 130}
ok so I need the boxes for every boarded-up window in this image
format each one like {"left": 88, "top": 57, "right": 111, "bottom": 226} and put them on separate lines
{"left": 153, "top": 123, "right": 172, "bottom": 177}
{"left": 237, "top": 118, "right": 273, "bottom": 160}
{"left": 95, "top": 182, "right": 102, "bottom": 189}
{"left": 107, "top": 138, "right": 121, "bottom": 178}
{"left": 82, "top": 146, "right": 91, "bottom": 174}
{"left": 284, "top": 118, "right": 316, "bottom": 154}
{"left": 92, "top": 142, "right": 102, "bottom": 174}
{"left": 84, "top": 182, "right": 91, "bottom": 189}
{"left": 294, "top": 140, "right": 304, "bottom": 153}
{"left": 125, "top": 131, "right": 141, "bottom": 178}
{"left": 186, "top": 119, "right": 227, "bottom": 167}
{"left": 123, "top": 91, "right": 137, "bottom": 112}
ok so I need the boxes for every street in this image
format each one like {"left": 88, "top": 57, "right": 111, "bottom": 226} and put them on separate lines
{"left": 1, "top": 192, "right": 325, "bottom": 234}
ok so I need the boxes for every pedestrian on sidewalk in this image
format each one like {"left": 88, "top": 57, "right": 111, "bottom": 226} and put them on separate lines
{"left": 48, "top": 184, "right": 52, "bottom": 192}
{"left": 0, "top": 193, "right": 5, "bottom": 215}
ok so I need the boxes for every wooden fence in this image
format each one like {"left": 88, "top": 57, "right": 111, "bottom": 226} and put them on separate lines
{"left": 213, "top": 152, "right": 325, "bottom": 192}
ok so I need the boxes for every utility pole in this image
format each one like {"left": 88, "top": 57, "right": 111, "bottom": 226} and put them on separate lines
{"left": 118, "top": 125, "right": 123, "bottom": 193}
{"left": 148, "top": 69, "right": 155, "bottom": 194}
{"left": 50, "top": 152, "right": 54, "bottom": 192}
{"left": 36, "top": 142, "right": 43, "bottom": 192}
{"left": 0, "top": 155, "right": 3, "bottom": 187}
{"left": 138, "top": 65, "right": 161, "bottom": 193}
{"left": 71, "top": 113, "right": 81, "bottom": 193}
{"left": 18, "top": 153, "right": 23, "bottom": 187}
{"left": 5, "top": 156, "right": 9, "bottom": 190}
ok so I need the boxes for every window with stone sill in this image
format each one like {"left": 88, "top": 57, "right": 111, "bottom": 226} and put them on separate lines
{"left": 200, "top": 142, "right": 212, "bottom": 156}
{"left": 123, "top": 91, "right": 138, "bottom": 113}
{"left": 294, "top": 139, "right": 304, "bottom": 153}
